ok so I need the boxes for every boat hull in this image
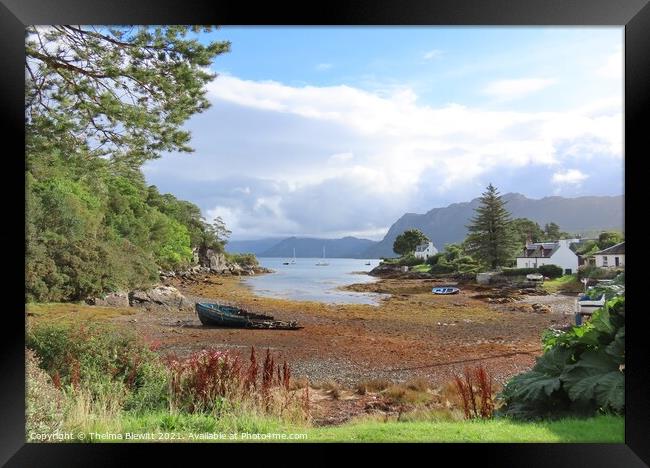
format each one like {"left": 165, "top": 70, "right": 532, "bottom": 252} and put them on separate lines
{"left": 432, "top": 287, "right": 460, "bottom": 295}
{"left": 196, "top": 303, "right": 302, "bottom": 330}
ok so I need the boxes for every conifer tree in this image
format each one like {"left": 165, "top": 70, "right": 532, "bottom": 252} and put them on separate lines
{"left": 464, "top": 184, "right": 517, "bottom": 269}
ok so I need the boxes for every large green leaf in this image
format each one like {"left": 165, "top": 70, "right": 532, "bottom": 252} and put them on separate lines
{"left": 561, "top": 350, "right": 622, "bottom": 408}
{"left": 594, "top": 371, "right": 624, "bottom": 412}
{"left": 605, "top": 327, "right": 625, "bottom": 362}
{"left": 509, "top": 371, "right": 562, "bottom": 401}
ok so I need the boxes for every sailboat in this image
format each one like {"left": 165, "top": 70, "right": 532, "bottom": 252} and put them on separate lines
{"left": 283, "top": 248, "right": 297, "bottom": 265}
{"left": 315, "top": 246, "right": 329, "bottom": 266}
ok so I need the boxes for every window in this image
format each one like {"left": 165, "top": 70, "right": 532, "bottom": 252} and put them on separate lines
{"left": 615, "top": 257, "right": 619, "bottom": 266}
{"left": 602, "top": 256, "right": 608, "bottom": 267}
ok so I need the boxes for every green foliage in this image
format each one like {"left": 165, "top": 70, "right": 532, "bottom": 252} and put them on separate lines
{"left": 511, "top": 218, "right": 545, "bottom": 245}
{"left": 25, "top": 26, "right": 234, "bottom": 302}
{"left": 543, "top": 222, "right": 568, "bottom": 241}
{"left": 393, "top": 229, "right": 430, "bottom": 256}
{"left": 500, "top": 296, "right": 625, "bottom": 419}
{"left": 26, "top": 26, "right": 230, "bottom": 167}
{"left": 464, "top": 184, "right": 519, "bottom": 269}
{"left": 538, "top": 264, "right": 563, "bottom": 279}
{"left": 26, "top": 348, "right": 65, "bottom": 436}
{"left": 578, "top": 265, "right": 623, "bottom": 280}
{"left": 26, "top": 321, "right": 170, "bottom": 413}
{"left": 226, "top": 253, "right": 259, "bottom": 268}
{"left": 597, "top": 232, "right": 624, "bottom": 250}
{"left": 397, "top": 253, "right": 424, "bottom": 267}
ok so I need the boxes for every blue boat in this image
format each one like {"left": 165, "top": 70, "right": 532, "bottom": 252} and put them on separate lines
{"left": 195, "top": 302, "right": 302, "bottom": 330}
{"left": 432, "top": 286, "right": 460, "bottom": 295}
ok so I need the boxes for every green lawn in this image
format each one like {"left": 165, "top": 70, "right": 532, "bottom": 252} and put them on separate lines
{"left": 71, "top": 413, "right": 623, "bottom": 443}
{"left": 411, "top": 264, "right": 431, "bottom": 273}
{"left": 543, "top": 275, "right": 583, "bottom": 294}
{"left": 302, "top": 415, "right": 623, "bottom": 443}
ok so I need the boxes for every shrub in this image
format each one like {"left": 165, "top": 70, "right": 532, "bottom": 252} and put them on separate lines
{"left": 429, "top": 263, "right": 455, "bottom": 274}
{"left": 166, "top": 347, "right": 306, "bottom": 420}
{"left": 452, "top": 366, "right": 495, "bottom": 420}
{"left": 426, "top": 253, "right": 444, "bottom": 266}
{"left": 26, "top": 321, "right": 169, "bottom": 412}
{"left": 397, "top": 254, "right": 424, "bottom": 267}
{"left": 499, "top": 296, "right": 625, "bottom": 420}
{"left": 539, "top": 264, "right": 563, "bottom": 278}
{"left": 578, "top": 265, "right": 623, "bottom": 280}
{"left": 26, "top": 348, "right": 65, "bottom": 437}
{"left": 226, "top": 253, "right": 259, "bottom": 268}
{"left": 355, "top": 378, "right": 391, "bottom": 395}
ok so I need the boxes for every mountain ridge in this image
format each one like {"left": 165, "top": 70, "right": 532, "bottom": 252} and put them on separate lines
{"left": 362, "top": 193, "right": 624, "bottom": 258}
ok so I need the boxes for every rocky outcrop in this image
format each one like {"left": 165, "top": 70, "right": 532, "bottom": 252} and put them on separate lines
{"left": 86, "top": 291, "right": 130, "bottom": 307}
{"left": 129, "top": 285, "right": 193, "bottom": 310}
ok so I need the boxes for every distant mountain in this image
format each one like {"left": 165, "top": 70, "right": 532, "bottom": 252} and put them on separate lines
{"left": 225, "top": 238, "right": 284, "bottom": 255}
{"left": 362, "top": 193, "right": 624, "bottom": 259}
{"left": 259, "top": 236, "right": 378, "bottom": 258}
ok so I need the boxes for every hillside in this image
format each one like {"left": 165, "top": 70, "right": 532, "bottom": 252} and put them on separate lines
{"left": 363, "top": 193, "right": 624, "bottom": 258}
{"left": 225, "top": 238, "right": 285, "bottom": 255}
{"left": 259, "top": 236, "right": 377, "bottom": 258}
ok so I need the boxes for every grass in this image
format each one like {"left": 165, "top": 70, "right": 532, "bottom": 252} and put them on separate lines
{"left": 26, "top": 302, "right": 134, "bottom": 324}
{"left": 301, "top": 414, "right": 624, "bottom": 443}
{"left": 60, "top": 412, "right": 623, "bottom": 443}
{"left": 542, "top": 275, "right": 583, "bottom": 294}
{"left": 411, "top": 264, "right": 431, "bottom": 273}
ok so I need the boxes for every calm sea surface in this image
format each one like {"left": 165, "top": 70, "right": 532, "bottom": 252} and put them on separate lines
{"left": 241, "top": 257, "right": 387, "bottom": 305}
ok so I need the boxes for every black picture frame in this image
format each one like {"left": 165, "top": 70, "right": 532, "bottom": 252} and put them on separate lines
{"left": 1, "top": 0, "right": 646, "bottom": 465}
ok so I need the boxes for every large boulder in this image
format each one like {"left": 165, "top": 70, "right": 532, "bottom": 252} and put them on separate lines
{"left": 129, "top": 285, "right": 193, "bottom": 310}
{"left": 209, "top": 252, "right": 228, "bottom": 273}
{"left": 86, "top": 291, "right": 130, "bottom": 308}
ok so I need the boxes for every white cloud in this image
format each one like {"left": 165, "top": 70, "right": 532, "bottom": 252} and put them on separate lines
{"left": 483, "top": 78, "right": 557, "bottom": 101}
{"left": 552, "top": 169, "right": 589, "bottom": 185}
{"left": 328, "top": 152, "right": 354, "bottom": 163}
{"left": 147, "top": 75, "right": 621, "bottom": 239}
{"left": 423, "top": 49, "right": 444, "bottom": 60}
{"left": 597, "top": 48, "right": 623, "bottom": 79}
{"left": 315, "top": 63, "right": 333, "bottom": 71}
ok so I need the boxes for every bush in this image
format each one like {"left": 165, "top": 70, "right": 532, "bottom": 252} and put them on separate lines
{"left": 499, "top": 296, "right": 625, "bottom": 420}
{"left": 578, "top": 265, "right": 623, "bottom": 280}
{"left": 226, "top": 253, "right": 259, "bottom": 268}
{"left": 539, "top": 264, "right": 563, "bottom": 278}
{"left": 26, "top": 348, "right": 65, "bottom": 437}
{"left": 397, "top": 254, "right": 424, "bottom": 267}
{"left": 453, "top": 366, "right": 495, "bottom": 420}
{"left": 429, "top": 263, "right": 455, "bottom": 274}
{"left": 26, "top": 321, "right": 169, "bottom": 412}
{"left": 426, "top": 253, "right": 444, "bottom": 266}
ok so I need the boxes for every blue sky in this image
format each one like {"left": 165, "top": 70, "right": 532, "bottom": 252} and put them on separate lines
{"left": 143, "top": 27, "right": 623, "bottom": 240}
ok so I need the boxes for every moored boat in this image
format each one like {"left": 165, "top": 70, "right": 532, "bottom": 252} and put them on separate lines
{"left": 432, "top": 286, "right": 460, "bottom": 295}
{"left": 195, "top": 302, "right": 302, "bottom": 330}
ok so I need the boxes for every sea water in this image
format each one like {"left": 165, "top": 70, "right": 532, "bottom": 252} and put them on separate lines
{"left": 241, "top": 257, "right": 387, "bottom": 305}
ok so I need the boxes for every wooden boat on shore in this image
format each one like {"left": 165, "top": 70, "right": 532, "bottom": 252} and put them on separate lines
{"left": 196, "top": 302, "right": 302, "bottom": 330}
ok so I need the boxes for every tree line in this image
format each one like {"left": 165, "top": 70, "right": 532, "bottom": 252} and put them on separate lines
{"left": 392, "top": 183, "right": 623, "bottom": 273}
{"left": 26, "top": 26, "right": 232, "bottom": 302}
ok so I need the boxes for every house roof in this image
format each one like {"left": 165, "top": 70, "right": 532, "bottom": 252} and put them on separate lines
{"left": 517, "top": 244, "right": 559, "bottom": 259}
{"left": 415, "top": 242, "right": 432, "bottom": 252}
{"left": 593, "top": 242, "right": 625, "bottom": 256}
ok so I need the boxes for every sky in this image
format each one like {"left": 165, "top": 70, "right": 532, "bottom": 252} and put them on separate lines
{"left": 142, "top": 27, "right": 624, "bottom": 241}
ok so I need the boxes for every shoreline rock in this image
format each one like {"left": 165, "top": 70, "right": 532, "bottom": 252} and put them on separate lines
{"left": 129, "top": 285, "right": 193, "bottom": 310}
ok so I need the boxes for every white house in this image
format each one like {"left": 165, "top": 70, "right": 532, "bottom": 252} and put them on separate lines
{"left": 516, "top": 239, "right": 580, "bottom": 275}
{"left": 414, "top": 241, "right": 438, "bottom": 260}
{"left": 592, "top": 242, "right": 625, "bottom": 269}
